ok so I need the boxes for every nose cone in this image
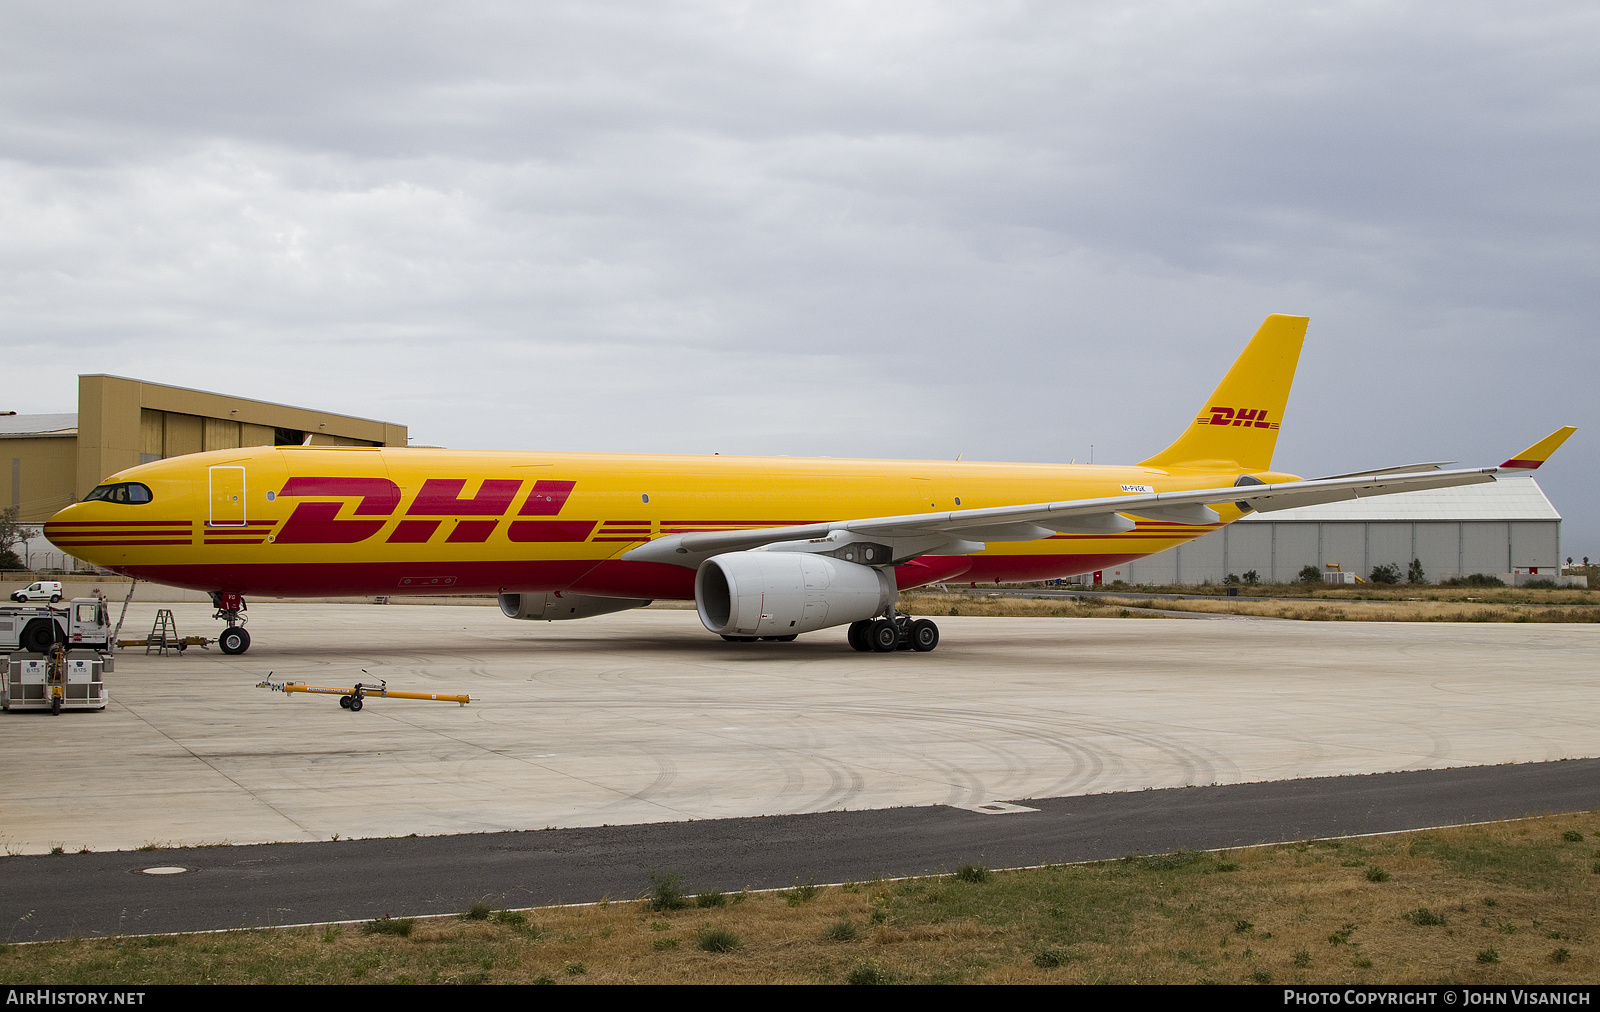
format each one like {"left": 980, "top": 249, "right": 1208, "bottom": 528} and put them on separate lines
{"left": 43, "top": 501, "right": 108, "bottom": 567}
{"left": 43, "top": 499, "right": 190, "bottom": 572}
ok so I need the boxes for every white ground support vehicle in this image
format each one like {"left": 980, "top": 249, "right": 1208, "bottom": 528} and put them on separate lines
{"left": 10, "top": 581, "right": 64, "bottom": 604}
{"left": 4, "top": 647, "right": 107, "bottom": 713}
{"left": 0, "top": 598, "right": 113, "bottom": 655}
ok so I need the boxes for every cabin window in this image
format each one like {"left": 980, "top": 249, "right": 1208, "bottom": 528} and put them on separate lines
{"left": 83, "top": 482, "right": 154, "bottom": 504}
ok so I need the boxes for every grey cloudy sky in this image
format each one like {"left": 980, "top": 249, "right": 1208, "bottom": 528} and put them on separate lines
{"left": 3, "top": 2, "right": 1597, "bottom": 553}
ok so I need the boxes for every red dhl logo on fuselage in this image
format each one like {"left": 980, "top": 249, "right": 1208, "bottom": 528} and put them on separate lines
{"left": 1197, "top": 407, "right": 1280, "bottom": 429}
{"left": 274, "top": 477, "right": 588, "bottom": 545}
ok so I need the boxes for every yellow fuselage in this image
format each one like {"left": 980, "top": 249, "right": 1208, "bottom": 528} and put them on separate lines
{"left": 45, "top": 445, "right": 1296, "bottom": 598}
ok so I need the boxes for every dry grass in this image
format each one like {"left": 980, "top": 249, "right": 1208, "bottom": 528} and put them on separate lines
{"left": 899, "top": 591, "right": 1600, "bottom": 623}
{"left": 1110, "top": 584, "right": 1599, "bottom": 606}
{"left": 899, "top": 592, "right": 1157, "bottom": 620}
{"left": 9, "top": 813, "right": 1600, "bottom": 984}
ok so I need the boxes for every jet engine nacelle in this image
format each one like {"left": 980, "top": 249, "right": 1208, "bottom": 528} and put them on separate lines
{"left": 695, "top": 551, "right": 893, "bottom": 637}
{"left": 498, "top": 592, "right": 652, "bottom": 621}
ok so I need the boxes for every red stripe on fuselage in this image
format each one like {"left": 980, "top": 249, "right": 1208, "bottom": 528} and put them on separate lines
{"left": 105, "top": 552, "right": 1147, "bottom": 599}
{"left": 45, "top": 520, "right": 194, "bottom": 527}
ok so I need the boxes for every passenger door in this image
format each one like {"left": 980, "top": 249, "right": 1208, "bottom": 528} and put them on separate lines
{"left": 209, "top": 466, "right": 247, "bottom": 527}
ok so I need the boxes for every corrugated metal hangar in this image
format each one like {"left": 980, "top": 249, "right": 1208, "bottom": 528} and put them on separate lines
{"left": 1105, "top": 475, "right": 1562, "bottom": 586}
{"left": 4, "top": 375, "right": 406, "bottom": 571}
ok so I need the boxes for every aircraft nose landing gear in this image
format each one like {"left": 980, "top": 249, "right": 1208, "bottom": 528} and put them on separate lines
{"left": 211, "top": 591, "right": 251, "bottom": 655}
{"left": 847, "top": 613, "right": 940, "bottom": 653}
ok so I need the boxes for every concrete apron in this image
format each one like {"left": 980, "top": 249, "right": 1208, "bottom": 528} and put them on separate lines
{"left": 0, "top": 602, "right": 1595, "bottom": 855}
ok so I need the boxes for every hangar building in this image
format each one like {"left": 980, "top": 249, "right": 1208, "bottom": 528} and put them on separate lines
{"left": 4, "top": 375, "right": 406, "bottom": 570}
{"left": 1103, "top": 476, "right": 1563, "bottom": 586}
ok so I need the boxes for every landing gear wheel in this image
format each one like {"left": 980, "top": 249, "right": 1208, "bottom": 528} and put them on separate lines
{"left": 218, "top": 626, "right": 251, "bottom": 655}
{"left": 909, "top": 619, "right": 940, "bottom": 652}
{"left": 868, "top": 619, "right": 899, "bottom": 653}
{"left": 339, "top": 695, "right": 352, "bottom": 709}
{"left": 349, "top": 695, "right": 363, "bottom": 712}
{"left": 847, "top": 620, "right": 872, "bottom": 652}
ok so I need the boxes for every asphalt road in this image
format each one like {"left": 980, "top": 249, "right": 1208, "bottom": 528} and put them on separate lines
{"left": 5, "top": 758, "right": 1599, "bottom": 942}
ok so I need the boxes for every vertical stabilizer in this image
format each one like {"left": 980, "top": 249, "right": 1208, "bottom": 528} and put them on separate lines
{"left": 1138, "top": 314, "right": 1308, "bottom": 473}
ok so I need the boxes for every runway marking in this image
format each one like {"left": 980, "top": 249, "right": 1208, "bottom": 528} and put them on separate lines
{"left": 950, "top": 801, "right": 1040, "bottom": 815}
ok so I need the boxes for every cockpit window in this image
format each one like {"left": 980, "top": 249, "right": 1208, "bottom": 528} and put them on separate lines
{"left": 83, "top": 482, "right": 154, "bottom": 504}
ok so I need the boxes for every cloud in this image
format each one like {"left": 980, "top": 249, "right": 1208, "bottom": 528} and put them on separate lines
{"left": 0, "top": 1, "right": 1595, "bottom": 548}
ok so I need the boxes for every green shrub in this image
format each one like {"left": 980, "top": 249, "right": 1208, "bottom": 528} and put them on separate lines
{"left": 1404, "top": 908, "right": 1447, "bottom": 926}
{"left": 1294, "top": 949, "right": 1312, "bottom": 967}
{"left": 696, "top": 926, "right": 741, "bottom": 953}
{"left": 362, "top": 916, "right": 414, "bottom": 936}
{"left": 1562, "top": 830, "right": 1584, "bottom": 842}
{"left": 462, "top": 903, "right": 490, "bottom": 921}
{"left": 1299, "top": 565, "right": 1323, "bottom": 584}
{"left": 1552, "top": 948, "right": 1572, "bottom": 963}
{"left": 847, "top": 961, "right": 893, "bottom": 985}
{"left": 648, "top": 869, "right": 690, "bottom": 911}
{"left": 1407, "top": 558, "right": 1426, "bottom": 584}
{"left": 1365, "top": 866, "right": 1390, "bottom": 882}
{"left": 823, "top": 918, "right": 859, "bottom": 942}
{"left": 1442, "top": 573, "right": 1505, "bottom": 587}
{"left": 564, "top": 961, "right": 586, "bottom": 976}
{"left": 784, "top": 882, "right": 818, "bottom": 906}
{"left": 695, "top": 890, "right": 728, "bottom": 908}
{"left": 1369, "top": 563, "right": 1401, "bottom": 584}
{"left": 1477, "top": 947, "right": 1500, "bottom": 964}
{"left": 1033, "top": 948, "right": 1065, "bottom": 968}
{"left": 491, "top": 910, "right": 528, "bottom": 929}
{"left": 1250, "top": 969, "right": 1272, "bottom": 984}
{"left": 954, "top": 864, "right": 990, "bottom": 883}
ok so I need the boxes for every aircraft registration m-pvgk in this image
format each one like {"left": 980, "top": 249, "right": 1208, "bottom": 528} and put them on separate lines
{"left": 45, "top": 316, "right": 1574, "bottom": 656}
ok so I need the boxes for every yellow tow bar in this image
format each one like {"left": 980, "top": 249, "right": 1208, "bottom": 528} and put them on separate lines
{"left": 256, "top": 672, "right": 471, "bottom": 711}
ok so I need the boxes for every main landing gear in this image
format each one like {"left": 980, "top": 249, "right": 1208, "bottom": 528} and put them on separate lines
{"left": 847, "top": 613, "right": 940, "bottom": 653}
{"left": 210, "top": 591, "right": 251, "bottom": 655}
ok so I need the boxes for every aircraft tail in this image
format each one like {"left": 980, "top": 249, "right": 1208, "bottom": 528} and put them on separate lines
{"left": 1139, "top": 314, "right": 1309, "bottom": 473}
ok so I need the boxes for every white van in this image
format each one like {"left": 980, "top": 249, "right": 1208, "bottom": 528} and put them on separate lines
{"left": 11, "top": 581, "right": 64, "bottom": 604}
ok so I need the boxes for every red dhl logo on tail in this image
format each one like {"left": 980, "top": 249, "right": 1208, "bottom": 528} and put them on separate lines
{"left": 1197, "top": 407, "right": 1280, "bottom": 430}
{"left": 274, "top": 478, "right": 591, "bottom": 545}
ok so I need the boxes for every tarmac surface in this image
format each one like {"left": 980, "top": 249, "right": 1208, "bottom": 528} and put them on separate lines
{"left": 6, "top": 758, "right": 1600, "bottom": 940}
{"left": 3, "top": 602, "right": 1598, "bottom": 858}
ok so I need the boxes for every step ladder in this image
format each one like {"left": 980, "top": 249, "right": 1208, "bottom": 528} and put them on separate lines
{"left": 147, "top": 609, "right": 180, "bottom": 655}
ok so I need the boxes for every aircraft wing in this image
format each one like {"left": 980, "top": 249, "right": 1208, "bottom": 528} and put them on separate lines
{"left": 621, "top": 467, "right": 1500, "bottom": 568}
{"left": 623, "top": 428, "right": 1574, "bottom": 568}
